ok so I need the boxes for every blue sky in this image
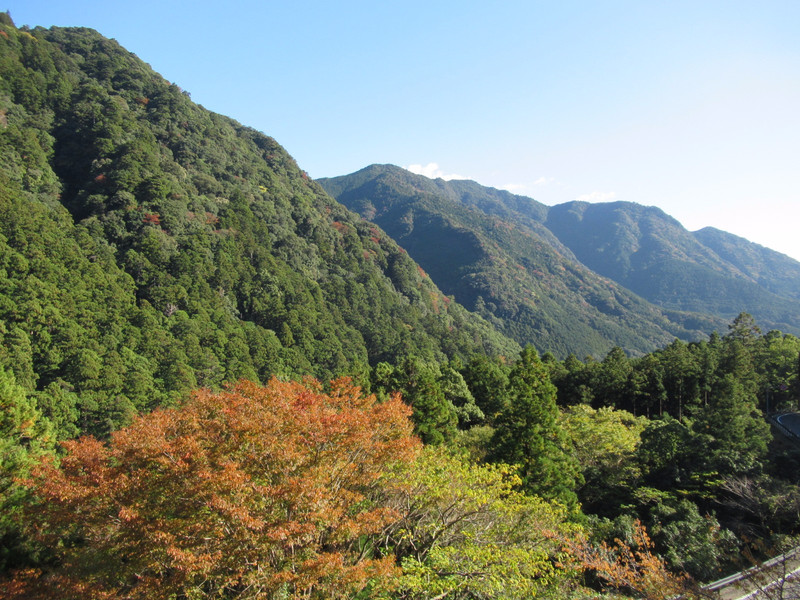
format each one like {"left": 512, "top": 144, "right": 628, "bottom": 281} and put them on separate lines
{"left": 8, "top": 1, "right": 800, "bottom": 260}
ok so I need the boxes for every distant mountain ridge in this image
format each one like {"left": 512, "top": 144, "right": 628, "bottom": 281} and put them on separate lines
{"left": 693, "top": 226, "right": 800, "bottom": 301}
{"left": 320, "top": 165, "right": 800, "bottom": 352}
{"left": 543, "top": 200, "right": 800, "bottom": 332}
{"left": 319, "top": 165, "right": 717, "bottom": 358}
{"left": 4, "top": 11, "right": 799, "bottom": 441}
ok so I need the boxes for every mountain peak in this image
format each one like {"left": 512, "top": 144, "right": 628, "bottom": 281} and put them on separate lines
{"left": 323, "top": 166, "right": 800, "bottom": 350}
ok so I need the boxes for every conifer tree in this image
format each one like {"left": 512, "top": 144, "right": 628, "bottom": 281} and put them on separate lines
{"left": 693, "top": 373, "right": 770, "bottom": 475}
{"left": 488, "top": 346, "right": 581, "bottom": 510}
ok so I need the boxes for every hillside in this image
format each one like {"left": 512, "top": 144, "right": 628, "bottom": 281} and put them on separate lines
{"left": 0, "top": 20, "right": 517, "bottom": 436}
{"left": 545, "top": 202, "right": 800, "bottom": 334}
{"left": 322, "top": 165, "right": 800, "bottom": 347}
{"left": 693, "top": 226, "right": 800, "bottom": 301}
{"left": 319, "top": 165, "right": 712, "bottom": 358}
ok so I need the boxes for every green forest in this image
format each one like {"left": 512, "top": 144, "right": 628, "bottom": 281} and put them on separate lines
{"left": 1, "top": 14, "right": 799, "bottom": 599}
{"left": 319, "top": 164, "right": 703, "bottom": 360}
{"left": 320, "top": 164, "right": 800, "bottom": 355}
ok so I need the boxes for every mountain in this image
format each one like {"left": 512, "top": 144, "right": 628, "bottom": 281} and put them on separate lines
{"left": 544, "top": 202, "right": 800, "bottom": 334}
{"left": 319, "top": 165, "right": 714, "bottom": 358}
{"left": 321, "top": 165, "right": 800, "bottom": 349}
{"left": 5, "top": 14, "right": 796, "bottom": 442}
{"left": 693, "top": 226, "right": 800, "bottom": 301}
{"left": 0, "top": 20, "right": 517, "bottom": 436}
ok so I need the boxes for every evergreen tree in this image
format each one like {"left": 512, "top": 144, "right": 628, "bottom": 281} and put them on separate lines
{"left": 460, "top": 353, "right": 510, "bottom": 424}
{"left": 693, "top": 374, "right": 771, "bottom": 475}
{"left": 658, "top": 339, "right": 700, "bottom": 421}
{"left": 371, "top": 358, "right": 458, "bottom": 445}
{"left": 438, "top": 360, "right": 484, "bottom": 428}
{"left": 595, "top": 346, "right": 633, "bottom": 409}
{"left": 488, "top": 346, "right": 581, "bottom": 510}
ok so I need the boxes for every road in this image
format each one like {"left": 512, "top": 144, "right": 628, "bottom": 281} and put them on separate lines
{"left": 776, "top": 413, "right": 800, "bottom": 439}
{"left": 718, "top": 566, "right": 800, "bottom": 599}
{"left": 708, "top": 548, "right": 800, "bottom": 599}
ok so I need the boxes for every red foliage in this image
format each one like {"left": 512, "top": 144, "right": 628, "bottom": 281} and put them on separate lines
{"left": 568, "top": 520, "right": 695, "bottom": 599}
{"left": 331, "top": 221, "right": 348, "bottom": 234}
{"left": 4, "top": 378, "right": 420, "bottom": 600}
{"left": 142, "top": 213, "right": 161, "bottom": 225}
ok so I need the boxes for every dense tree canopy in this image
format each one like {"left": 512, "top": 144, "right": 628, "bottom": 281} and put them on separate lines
{"left": 1, "top": 377, "right": 686, "bottom": 599}
{"left": 488, "top": 346, "right": 582, "bottom": 511}
{"left": 6, "top": 378, "right": 419, "bottom": 599}
{"left": 0, "top": 17, "right": 518, "bottom": 441}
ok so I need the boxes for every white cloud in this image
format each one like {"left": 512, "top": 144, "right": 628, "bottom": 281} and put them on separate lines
{"left": 405, "top": 162, "right": 467, "bottom": 181}
{"left": 500, "top": 183, "right": 529, "bottom": 193}
{"left": 576, "top": 191, "right": 617, "bottom": 202}
{"left": 501, "top": 177, "right": 555, "bottom": 196}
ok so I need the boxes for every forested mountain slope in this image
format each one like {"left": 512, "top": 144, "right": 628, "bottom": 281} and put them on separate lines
{"left": 0, "top": 19, "right": 517, "bottom": 436}
{"left": 319, "top": 164, "right": 712, "bottom": 358}
{"left": 321, "top": 164, "right": 800, "bottom": 348}
{"left": 693, "top": 226, "right": 800, "bottom": 301}
{"left": 545, "top": 201, "right": 800, "bottom": 334}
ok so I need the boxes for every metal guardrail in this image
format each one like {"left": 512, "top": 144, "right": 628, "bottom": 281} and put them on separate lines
{"left": 703, "top": 547, "right": 800, "bottom": 596}
{"left": 773, "top": 413, "right": 800, "bottom": 442}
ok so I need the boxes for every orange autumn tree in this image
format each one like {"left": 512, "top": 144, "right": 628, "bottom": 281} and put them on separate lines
{"left": 6, "top": 378, "right": 420, "bottom": 600}
{"left": 570, "top": 519, "right": 700, "bottom": 599}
